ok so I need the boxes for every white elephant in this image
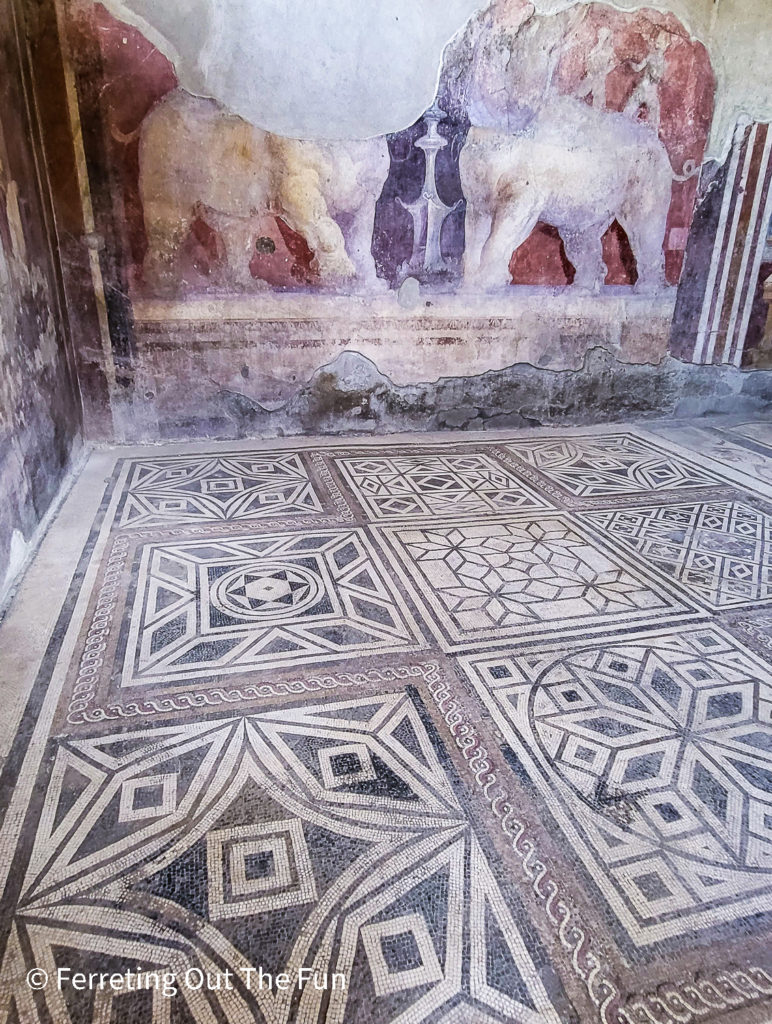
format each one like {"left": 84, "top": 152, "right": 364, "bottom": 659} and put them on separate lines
{"left": 138, "top": 88, "right": 389, "bottom": 291}
{"left": 460, "top": 96, "right": 681, "bottom": 291}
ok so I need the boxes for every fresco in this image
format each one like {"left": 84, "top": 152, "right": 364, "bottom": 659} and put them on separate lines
{"left": 73, "top": 0, "right": 714, "bottom": 302}
{"left": 140, "top": 90, "right": 389, "bottom": 294}
{"left": 438, "top": 1, "right": 713, "bottom": 287}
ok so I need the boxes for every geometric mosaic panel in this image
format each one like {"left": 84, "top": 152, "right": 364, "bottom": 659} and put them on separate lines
{"left": 461, "top": 626, "right": 772, "bottom": 944}
{"left": 9, "top": 429, "right": 772, "bottom": 1023}
{"left": 4, "top": 692, "right": 568, "bottom": 1023}
{"left": 376, "top": 514, "right": 699, "bottom": 652}
{"left": 506, "top": 433, "right": 722, "bottom": 496}
{"left": 117, "top": 452, "right": 325, "bottom": 527}
{"left": 334, "top": 452, "right": 552, "bottom": 520}
{"left": 122, "top": 529, "right": 422, "bottom": 685}
{"left": 583, "top": 501, "right": 772, "bottom": 609}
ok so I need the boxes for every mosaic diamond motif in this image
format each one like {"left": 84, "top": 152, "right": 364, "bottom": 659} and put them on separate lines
{"left": 118, "top": 773, "right": 177, "bottom": 823}
{"left": 8, "top": 692, "right": 566, "bottom": 1023}
{"left": 461, "top": 626, "right": 772, "bottom": 944}
{"left": 335, "top": 452, "right": 551, "bottom": 520}
{"left": 376, "top": 514, "right": 698, "bottom": 651}
{"left": 361, "top": 913, "right": 444, "bottom": 995}
{"left": 207, "top": 818, "right": 317, "bottom": 918}
{"left": 122, "top": 529, "right": 421, "bottom": 684}
{"left": 212, "top": 563, "right": 322, "bottom": 618}
{"left": 583, "top": 500, "right": 772, "bottom": 609}
{"left": 117, "top": 452, "right": 325, "bottom": 527}
{"left": 506, "top": 433, "right": 722, "bottom": 496}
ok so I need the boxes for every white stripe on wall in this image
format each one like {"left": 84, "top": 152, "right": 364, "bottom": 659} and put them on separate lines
{"left": 707, "top": 124, "right": 757, "bottom": 362}
{"left": 693, "top": 123, "right": 748, "bottom": 363}
{"left": 724, "top": 127, "right": 771, "bottom": 363}
{"left": 734, "top": 140, "right": 772, "bottom": 365}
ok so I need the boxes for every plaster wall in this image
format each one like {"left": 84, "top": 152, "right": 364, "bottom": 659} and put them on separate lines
{"left": 30, "top": 0, "right": 772, "bottom": 442}
{"left": 0, "top": 0, "right": 83, "bottom": 605}
{"left": 102, "top": 0, "right": 770, "bottom": 162}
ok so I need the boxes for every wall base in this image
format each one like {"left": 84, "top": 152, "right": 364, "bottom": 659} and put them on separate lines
{"left": 109, "top": 345, "right": 772, "bottom": 443}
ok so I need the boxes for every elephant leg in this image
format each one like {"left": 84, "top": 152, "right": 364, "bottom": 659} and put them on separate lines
{"left": 621, "top": 211, "right": 666, "bottom": 291}
{"left": 280, "top": 170, "right": 356, "bottom": 285}
{"left": 345, "top": 202, "right": 385, "bottom": 291}
{"left": 561, "top": 226, "right": 608, "bottom": 290}
{"left": 142, "top": 211, "right": 188, "bottom": 293}
{"left": 474, "top": 201, "right": 541, "bottom": 291}
{"left": 207, "top": 211, "right": 258, "bottom": 289}
{"left": 462, "top": 202, "right": 493, "bottom": 286}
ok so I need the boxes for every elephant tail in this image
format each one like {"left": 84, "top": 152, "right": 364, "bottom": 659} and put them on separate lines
{"left": 671, "top": 158, "right": 700, "bottom": 182}
{"left": 111, "top": 123, "right": 143, "bottom": 146}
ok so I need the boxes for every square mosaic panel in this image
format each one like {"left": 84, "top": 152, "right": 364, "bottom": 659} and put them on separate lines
{"left": 583, "top": 500, "right": 772, "bottom": 609}
{"left": 505, "top": 433, "right": 723, "bottom": 497}
{"left": 3, "top": 691, "right": 570, "bottom": 1023}
{"left": 460, "top": 626, "right": 772, "bottom": 945}
{"left": 116, "top": 451, "right": 326, "bottom": 527}
{"left": 121, "top": 528, "right": 423, "bottom": 685}
{"left": 334, "top": 451, "right": 552, "bottom": 521}
{"left": 376, "top": 514, "right": 699, "bottom": 652}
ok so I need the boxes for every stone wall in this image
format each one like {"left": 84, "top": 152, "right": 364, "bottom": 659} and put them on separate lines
{"left": 0, "top": 0, "right": 82, "bottom": 605}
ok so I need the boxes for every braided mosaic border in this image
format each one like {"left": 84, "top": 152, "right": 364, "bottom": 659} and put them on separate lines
{"left": 68, "top": 662, "right": 439, "bottom": 724}
{"left": 420, "top": 668, "right": 772, "bottom": 1024}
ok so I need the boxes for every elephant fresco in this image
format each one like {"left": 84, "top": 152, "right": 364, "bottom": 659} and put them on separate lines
{"left": 139, "top": 89, "right": 389, "bottom": 292}
{"left": 85, "top": 0, "right": 714, "bottom": 299}
{"left": 460, "top": 97, "right": 690, "bottom": 291}
{"left": 439, "top": 0, "right": 713, "bottom": 290}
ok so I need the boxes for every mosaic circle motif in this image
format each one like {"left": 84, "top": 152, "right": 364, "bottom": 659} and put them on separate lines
{"left": 211, "top": 561, "right": 322, "bottom": 620}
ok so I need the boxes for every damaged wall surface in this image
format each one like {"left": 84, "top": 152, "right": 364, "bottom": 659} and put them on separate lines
{"left": 0, "top": 0, "right": 82, "bottom": 604}
{"left": 20, "top": 0, "right": 772, "bottom": 443}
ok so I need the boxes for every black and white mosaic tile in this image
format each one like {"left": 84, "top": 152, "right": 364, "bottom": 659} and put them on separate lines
{"left": 460, "top": 625, "right": 772, "bottom": 945}
{"left": 123, "top": 529, "right": 424, "bottom": 684}
{"left": 505, "top": 433, "right": 726, "bottom": 497}
{"left": 583, "top": 500, "right": 772, "bottom": 609}
{"left": 375, "top": 513, "right": 701, "bottom": 651}
{"left": 3, "top": 427, "right": 772, "bottom": 1023}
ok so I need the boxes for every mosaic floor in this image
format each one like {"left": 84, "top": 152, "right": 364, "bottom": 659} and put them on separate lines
{"left": 2, "top": 422, "right": 772, "bottom": 1023}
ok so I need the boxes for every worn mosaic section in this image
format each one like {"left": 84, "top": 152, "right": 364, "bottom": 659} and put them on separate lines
{"left": 584, "top": 500, "right": 772, "bottom": 609}
{"left": 461, "top": 626, "right": 772, "bottom": 944}
{"left": 3, "top": 427, "right": 772, "bottom": 1023}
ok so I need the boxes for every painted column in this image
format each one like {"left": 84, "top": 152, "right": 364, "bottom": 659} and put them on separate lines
{"left": 397, "top": 103, "right": 462, "bottom": 281}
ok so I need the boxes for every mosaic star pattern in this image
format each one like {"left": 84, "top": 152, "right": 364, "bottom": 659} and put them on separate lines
{"left": 123, "top": 529, "right": 422, "bottom": 684}
{"left": 6, "top": 427, "right": 772, "bottom": 1024}
{"left": 506, "top": 433, "right": 722, "bottom": 497}
{"left": 117, "top": 452, "right": 326, "bottom": 527}
{"left": 334, "top": 451, "right": 552, "bottom": 520}
{"left": 461, "top": 626, "right": 772, "bottom": 943}
{"left": 1, "top": 692, "right": 567, "bottom": 1024}
{"left": 377, "top": 514, "right": 697, "bottom": 650}
{"left": 584, "top": 500, "right": 772, "bottom": 609}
